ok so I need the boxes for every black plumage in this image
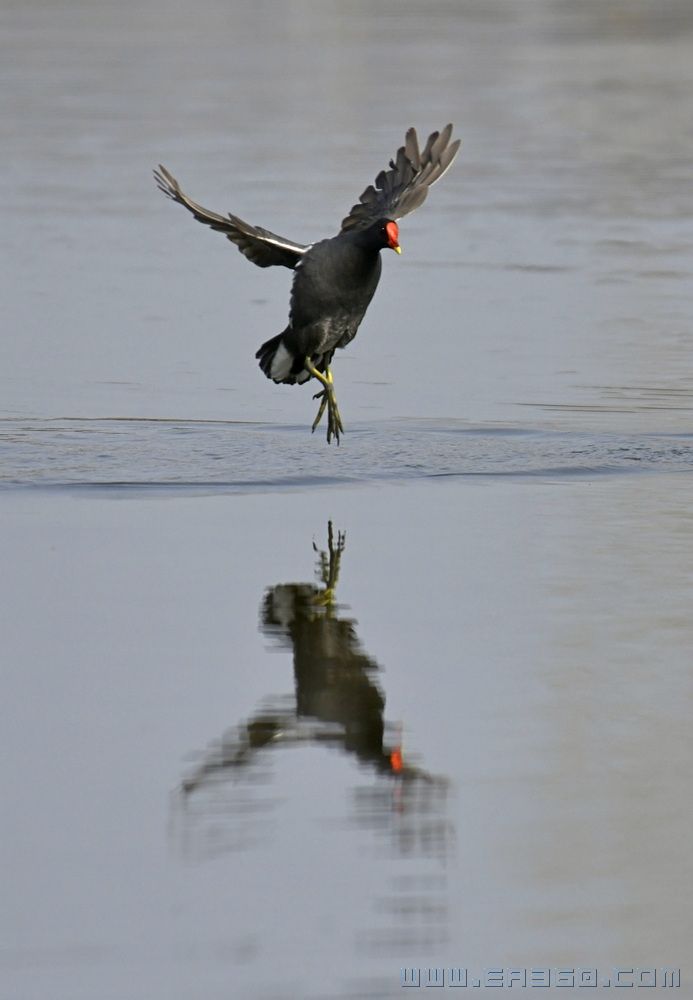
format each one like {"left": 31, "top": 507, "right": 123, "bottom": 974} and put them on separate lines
{"left": 155, "top": 125, "right": 460, "bottom": 443}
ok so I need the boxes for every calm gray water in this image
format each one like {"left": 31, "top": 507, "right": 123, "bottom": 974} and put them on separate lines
{"left": 2, "top": 1, "right": 693, "bottom": 998}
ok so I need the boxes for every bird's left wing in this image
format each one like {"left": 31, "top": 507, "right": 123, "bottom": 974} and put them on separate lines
{"left": 154, "top": 165, "right": 309, "bottom": 269}
{"left": 340, "top": 124, "right": 460, "bottom": 233}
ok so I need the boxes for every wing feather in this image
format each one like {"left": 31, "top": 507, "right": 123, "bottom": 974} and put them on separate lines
{"left": 404, "top": 127, "right": 421, "bottom": 171}
{"left": 154, "top": 165, "right": 307, "bottom": 269}
{"left": 340, "top": 125, "right": 460, "bottom": 232}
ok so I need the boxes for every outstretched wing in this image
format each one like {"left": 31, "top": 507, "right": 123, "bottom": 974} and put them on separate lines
{"left": 340, "top": 124, "right": 460, "bottom": 233}
{"left": 154, "top": 165, "right": 308, "bottom": 269}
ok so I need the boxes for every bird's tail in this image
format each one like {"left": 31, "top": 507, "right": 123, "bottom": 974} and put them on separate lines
{"left": 256, "top": 332, "right": 314, "bottom": 385}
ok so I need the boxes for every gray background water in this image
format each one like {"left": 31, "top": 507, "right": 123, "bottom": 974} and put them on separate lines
{"left": 2, "top": 1, "right": 693, "bottom": 997}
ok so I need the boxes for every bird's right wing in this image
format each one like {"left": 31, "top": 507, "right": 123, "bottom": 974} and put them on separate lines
{"left": 154, "top": 165, "right": 309, "bottom": 269}
{"left": 340, "top": 124, "right": 460, "bottom": 232}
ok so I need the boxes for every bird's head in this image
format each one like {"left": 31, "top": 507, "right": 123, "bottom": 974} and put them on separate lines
{"left": 353, "top": 218, "right": 402, "bottom": 255}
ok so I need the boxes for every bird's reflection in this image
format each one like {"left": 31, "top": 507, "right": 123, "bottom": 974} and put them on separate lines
{"left": 181, "top": 523, "right": 440, "bottom": 792}
{"left": 174, "top": 524, "right": 452, "bottom": 950}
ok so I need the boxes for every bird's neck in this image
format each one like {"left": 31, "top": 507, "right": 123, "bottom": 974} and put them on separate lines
{"left": 345, "top": 226, "right": 384, "bottom": 255}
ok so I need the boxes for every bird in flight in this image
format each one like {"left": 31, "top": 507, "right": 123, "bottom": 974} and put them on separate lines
{"left": 154, "top": 125, "right": 460, "bottom": 444}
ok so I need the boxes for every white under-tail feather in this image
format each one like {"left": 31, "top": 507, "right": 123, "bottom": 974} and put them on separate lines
{"left": 269, "top": 341, "right": 294, "bottom": 381}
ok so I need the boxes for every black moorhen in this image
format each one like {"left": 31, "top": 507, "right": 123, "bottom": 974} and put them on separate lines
{"left": 154, "top": 125, "right": 460, "bottom": 443}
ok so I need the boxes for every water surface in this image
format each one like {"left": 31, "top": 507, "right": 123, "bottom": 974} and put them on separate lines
{"left": 2, "top": 1, "right": 693, "bottom": 997}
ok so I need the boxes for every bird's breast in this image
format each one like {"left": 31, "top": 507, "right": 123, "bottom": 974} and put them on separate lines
{"left": 289, "top": 239, "right": 382, "bottom": 331}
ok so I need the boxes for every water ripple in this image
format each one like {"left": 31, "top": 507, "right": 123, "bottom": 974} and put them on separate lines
{"left": 2, "top": 417, "right": 693, "bottom": 493}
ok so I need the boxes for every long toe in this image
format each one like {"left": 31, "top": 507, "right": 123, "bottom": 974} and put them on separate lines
{"left": 309, "top": 379, "right": 344, "bottom": 444}
{"left": 326, "top": 411, "right": 339, "bottom": 445}
{"left": 332, "top": 399, "right": 345, "bottom": 436}
{"left": 311, "top": 388, "right": 330, "bottom": 434}
{"left": 326, "top": 392, "right": 344, "bottom": 445}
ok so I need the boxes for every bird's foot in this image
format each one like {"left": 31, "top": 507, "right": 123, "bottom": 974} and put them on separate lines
{"left": 311, "top": 388, "right": 344, "bottom": 445}
{"left": 306, "top": 360, "right": 344, "bottom": 445}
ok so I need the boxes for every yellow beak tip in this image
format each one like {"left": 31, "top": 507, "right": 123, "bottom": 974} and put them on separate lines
{"left": 394, "top": 245, "right": 402, "bottom": 255}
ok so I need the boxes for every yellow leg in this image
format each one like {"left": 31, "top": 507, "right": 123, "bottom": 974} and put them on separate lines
{"left": 305, "top": 360, "right": 345, "bottom": 444}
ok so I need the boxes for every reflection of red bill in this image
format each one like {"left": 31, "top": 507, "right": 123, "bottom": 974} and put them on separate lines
{"left": 390, "top": 746, "right": 403, "bottom": 773}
